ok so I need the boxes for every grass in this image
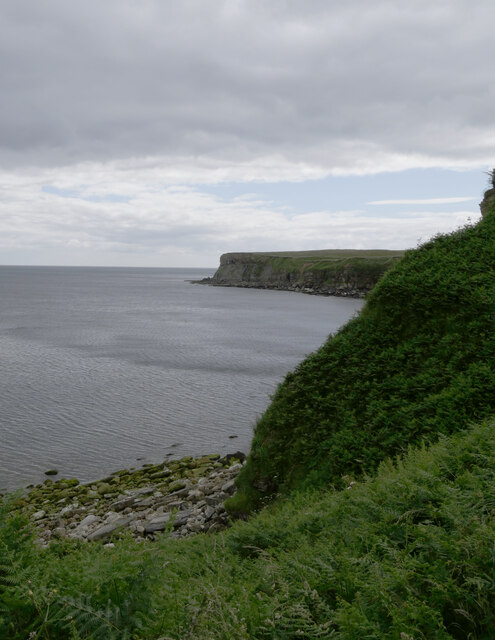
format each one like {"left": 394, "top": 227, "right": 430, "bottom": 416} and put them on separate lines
{"left": 223, "top": 249, "right": 405, "bottom": 259}
{"left": 4, "top": 418, "right": 495, "bottom": 638}
{"left": 228, "top": 204, "right": 495, "bottom": 513}
{"left": 1, "top": 188, "right": 495, "bottom": 638}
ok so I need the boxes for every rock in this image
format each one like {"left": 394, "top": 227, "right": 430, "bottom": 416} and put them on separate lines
{"left": 168, "top": 480, "right": 187, "bottom": 493}
{"left": 187, "top": 489, "right": 204, "bottom": 502}
{"left": 480, "top": 186, "right": 495, "bottom": 217}
{"left": 124, "top": 486, "right": 154, "bottom": 497}
{"left": 97, "top": 483, "right": 113, "bottom": 495}
{"left": 60, "top": 478, "right": 79, "bottom": 488}
{"left": 219, "top": 452, "right": 246, "bottom": 465}
{"left": 163, "top": 499, "right": 187, "bottom": 511}
{"left": 221, "top": 479, "right": 236, "bottom": 494}
{"left": 78, "top": 514, "right": 100, "bottom": 528}
{"left": 70, "top": 514, "right": 103, "bottom": 538}
{"left": 203, "top": 506, "right": 216, "bottom": 521}
{"left": 166, "top": 486, "right": 190, "bottom": 499}
{"left": 32, "top": 510, "right": 46, "bottom": 520}
{"left": 187, "top": 519, "right": 203, "bottom": 533}
{"left": 109, "top": 496, "right": 137, "bottom": 512}
{"left": 172, "top": 509, "right": 193, "bottom": 529}
{"left": 133, "top": 497, "right": 154, "bottom": 508}
{"left": 52, "top": 527, "right": 66, "bottom": 538}
{"left": 60, "top": 504, "right": 78, "bottom": 517}
{"left": 149, "top": 470, "right": 171, "bottom": 480}
{"left": 144, "top": 513, "right": 171, "bottom": 534}
{"left": 44, "top": 469, "right": 58, "bottom": 476}
{"left": 87, "top": 517, "right": 131, "bottom": 542}
{"left": 103, "top": 511, "right": 121, "bottom": 524}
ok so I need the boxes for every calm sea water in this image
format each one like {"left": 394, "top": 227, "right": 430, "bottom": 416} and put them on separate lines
{"left": 0, "top": 266, "right": 363, "bottom": 491}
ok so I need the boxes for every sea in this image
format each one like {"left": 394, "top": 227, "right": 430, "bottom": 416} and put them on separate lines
{"left": 0, "top": 266, "right": 363, "bottom": 492}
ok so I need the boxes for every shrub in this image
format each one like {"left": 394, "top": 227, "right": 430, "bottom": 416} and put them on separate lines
{"left": 229, "top": 202, "right": 495, "bottom": 513}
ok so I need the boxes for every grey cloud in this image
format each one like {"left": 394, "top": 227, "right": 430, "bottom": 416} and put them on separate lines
{"left": 1, "top": 0, "right": 494, "bottom": 170}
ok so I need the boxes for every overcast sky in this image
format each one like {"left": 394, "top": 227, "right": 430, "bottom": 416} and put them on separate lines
{"left": 1, "top": 0, "right": 494, "bottom": 267}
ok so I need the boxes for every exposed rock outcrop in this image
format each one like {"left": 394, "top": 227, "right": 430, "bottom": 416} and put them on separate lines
{"left": 199, "top": 250, "right": 403, "bottom": 298}
{"left": 480, "top": 169, "right": 495, "bottom": 217}
{"left": 480, "top": 187, "right": 495, "bottom": 217}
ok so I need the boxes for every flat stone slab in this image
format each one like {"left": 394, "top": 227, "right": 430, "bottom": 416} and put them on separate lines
{"left": 144, "top": 513, "right": 172, "bottom": 534}
{"left": 87, "top": 517, "right": 131, "bottom": 542}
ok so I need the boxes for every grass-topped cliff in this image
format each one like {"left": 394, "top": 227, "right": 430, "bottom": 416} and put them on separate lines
{"left": 228, "top": 204, "right": 495, "bottom": 513}
{"left": 205, "top": 249, "right": 404, "bottom": 297}
{"left": 2, "top": 192, "right": 495, "bottom": 638}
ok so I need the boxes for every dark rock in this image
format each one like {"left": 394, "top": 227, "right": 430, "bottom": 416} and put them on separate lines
{"left": 219, "top": 451, "right": 246, "bottom": 465}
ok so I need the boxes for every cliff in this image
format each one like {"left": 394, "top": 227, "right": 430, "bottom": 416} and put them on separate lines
{"left": 201, "top": 249, "right": 404, "bottom": 297}
{"left": 228, "top": 198, "right": 495, "bottom": 514}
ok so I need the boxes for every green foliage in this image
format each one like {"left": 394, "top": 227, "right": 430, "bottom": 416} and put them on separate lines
{"left": 232, "top": 206, "right": 495, "bottom": 511}
{"left": 4, "top": 418, "right": 495, "bottom": 637}
{"left": 0, "top": 513, "right": 158, "bottom": 640}
{"left": 199, "top": 419, "right": 495, "bottom": 639}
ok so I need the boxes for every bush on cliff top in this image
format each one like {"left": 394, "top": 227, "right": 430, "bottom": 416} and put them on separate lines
{"left": 228, "top": 203, "right": 495, "bottom": 514}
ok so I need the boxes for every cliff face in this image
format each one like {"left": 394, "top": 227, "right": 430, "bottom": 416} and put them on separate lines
{"left": 205, "top": 250, "right": 404, "bottom": 297}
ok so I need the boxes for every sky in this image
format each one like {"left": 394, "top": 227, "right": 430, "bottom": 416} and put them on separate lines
{"left": 1, "top": 0, "right": 494, "bottom": 268}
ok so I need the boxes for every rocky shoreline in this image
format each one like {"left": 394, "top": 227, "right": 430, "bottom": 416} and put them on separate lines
{"left": 196, "top": 277, "right": 368, "bottom": 298}
{"left": 10, "top": 452, "right": 246, "bottom": 548}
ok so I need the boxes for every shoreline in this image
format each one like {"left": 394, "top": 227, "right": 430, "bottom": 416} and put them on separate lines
{"left": 6, "top": 451, "right": 246, "bottom": 548}
{"left": 193, "top": 278, "right": 368, "bottom": 298}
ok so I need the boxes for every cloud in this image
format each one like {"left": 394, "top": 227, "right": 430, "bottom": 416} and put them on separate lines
{"left": 0, "top": 1, "right": 494, "bottom": 174}
{"left": 368, "top": 197, "right": 477, "bottom": 205}
{"left": 0, "top": 1, "right": 491, "bottom": 266}
{"left": 0, "top": 163, "right": 480, "bottom": 267}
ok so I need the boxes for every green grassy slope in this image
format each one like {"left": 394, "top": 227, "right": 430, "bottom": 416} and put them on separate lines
{"left": 228, "top": 206, "right": 495, "bottom": 513}
{"left": 4, "top": 418, "right": 495, "bottom": 638}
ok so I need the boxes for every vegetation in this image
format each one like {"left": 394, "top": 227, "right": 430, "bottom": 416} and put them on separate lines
{"left": 3, "top": 418, "right": 495, "bottom": 638}
{"left": 1, "top": 191, "right": 494, "bottom": 638}
{"left": 228, "top": 204, "right": 495, "bottom": 513}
